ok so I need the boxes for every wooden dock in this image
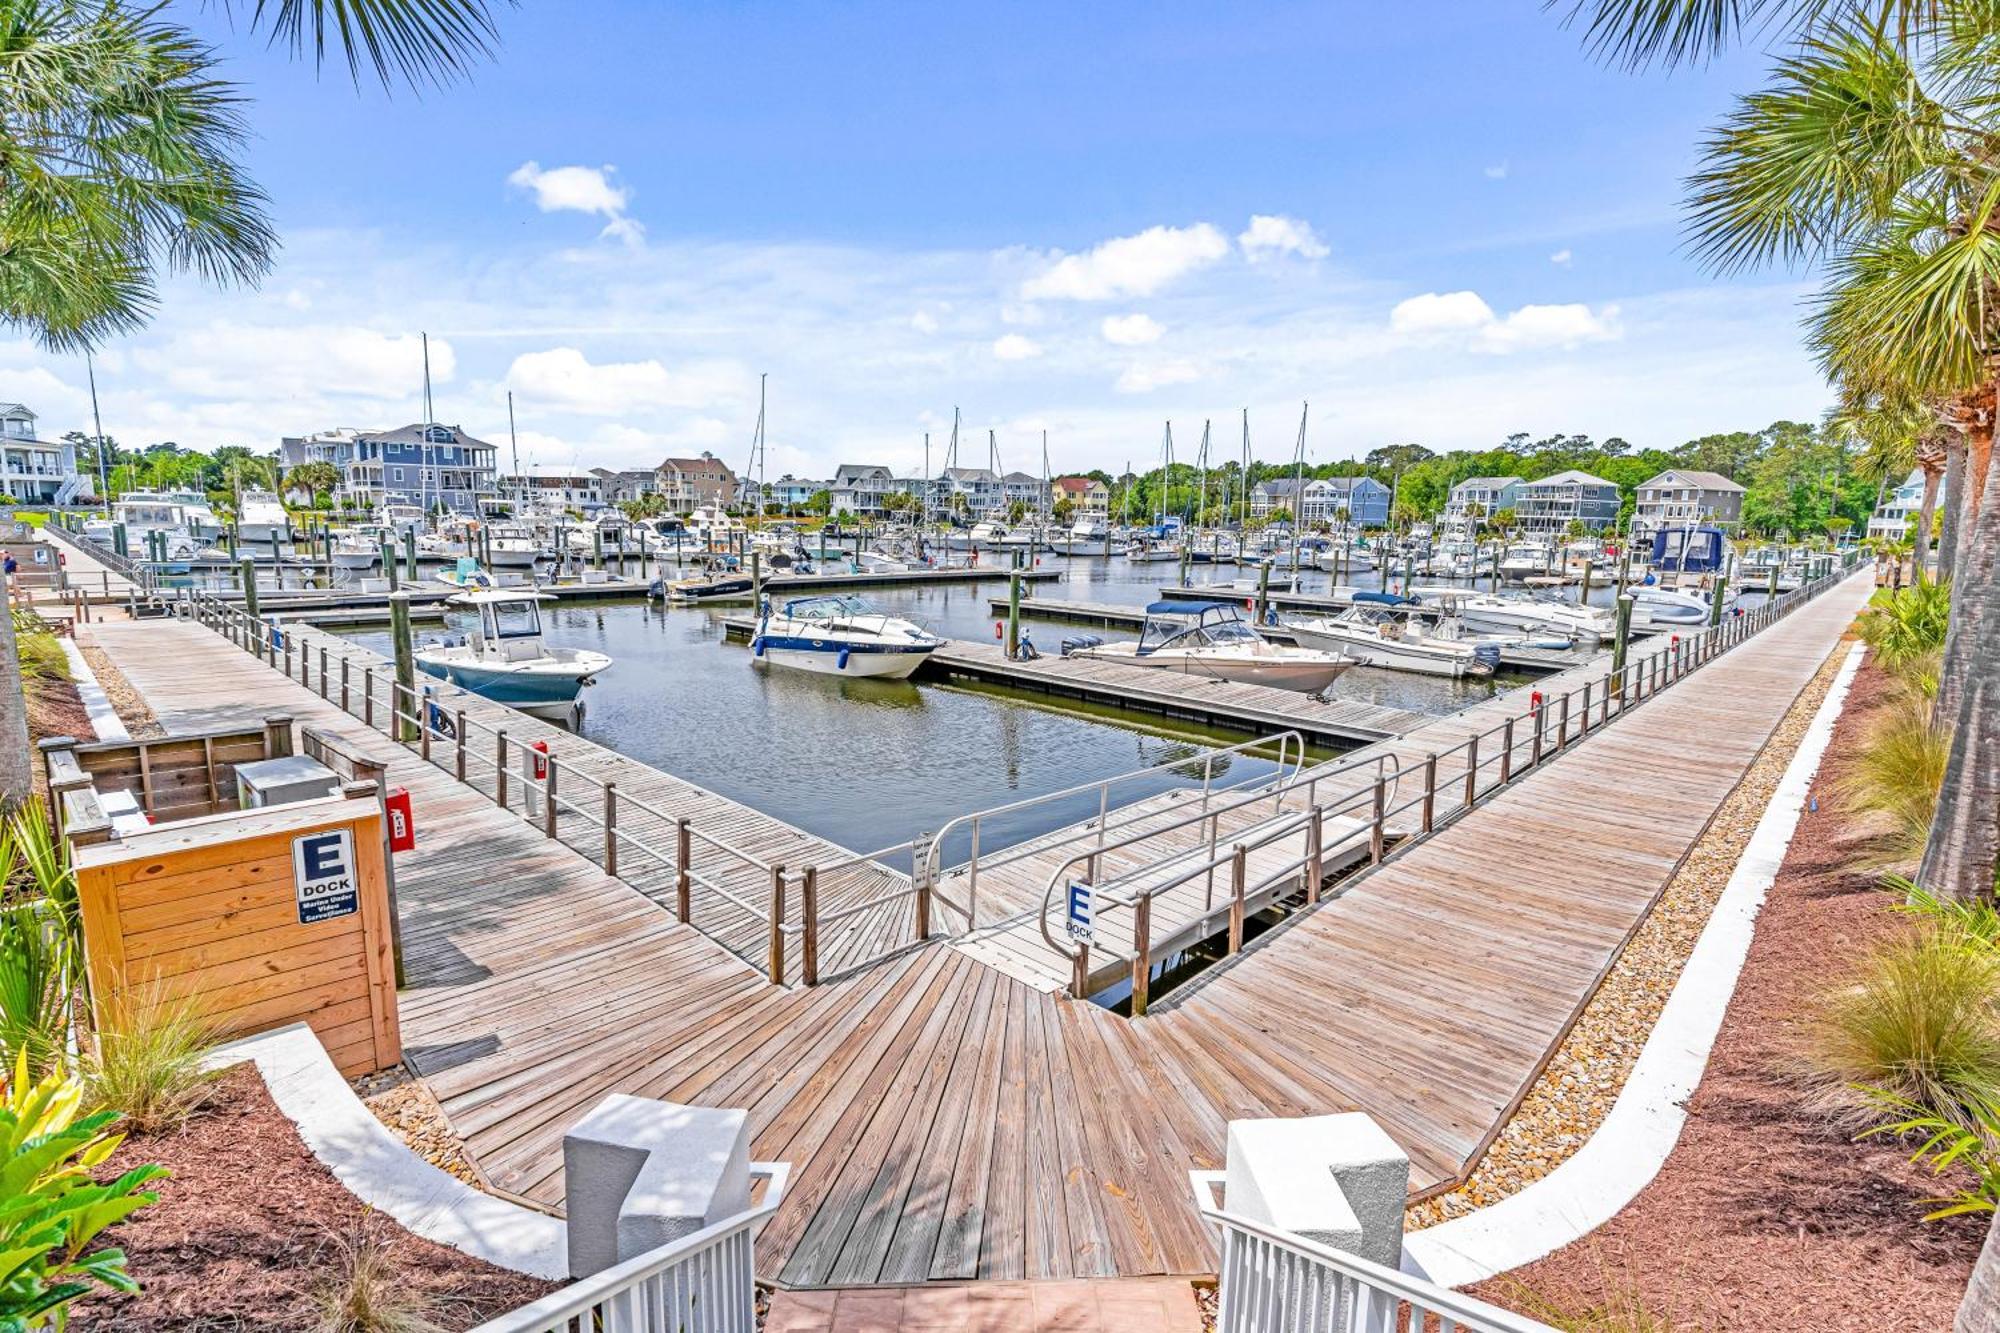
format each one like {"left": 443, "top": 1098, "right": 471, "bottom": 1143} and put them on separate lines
{"left": 80, "top": 570, "right": 1874, "bottom": 1289}
{"left": 989, "top": 595, "right": 1589, "bottom": 673}
{"left": 716, "top": 616, "right": 1434, "bottom": 745}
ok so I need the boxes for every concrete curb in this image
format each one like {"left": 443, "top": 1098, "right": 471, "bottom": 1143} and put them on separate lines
{"left": 60, "top": 637, "right": 128, "bottom": 742}
{"left": 1402, "top": 640, "right": 1866, "bottom": 1288}
{"left": 207, "top": 1024, "right": 567, "bottom": 1280}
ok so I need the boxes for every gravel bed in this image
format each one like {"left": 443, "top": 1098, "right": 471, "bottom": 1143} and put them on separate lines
{"left": 354, "top": 1063, "right": 494, "bottom": 1191}
{"left": 78, "top": 638, "right": 165, "bottom": 738}
{"left": 1408, "top": 642, "right": 1853, "bottom": 1227}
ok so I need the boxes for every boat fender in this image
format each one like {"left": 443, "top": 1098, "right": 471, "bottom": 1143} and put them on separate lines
{"left": 837, "top": 646, "right": 851, "bottom": 671}
{"left": 751, "top": 637, "right": 766, "bottom": 657}
{"left": 994, "top": 621, "right": 1003, "bottom": 639}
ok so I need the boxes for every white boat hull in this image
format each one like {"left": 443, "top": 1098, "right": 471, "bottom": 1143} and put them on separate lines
{"left": 757, "top": 644, "right": 935, "bottom": 679}
{"left": 1071, "top": 645, "right": 1348, "bottom": 693}
{"left": 1287, "top": 623, "right": 1480, "bottom": 678}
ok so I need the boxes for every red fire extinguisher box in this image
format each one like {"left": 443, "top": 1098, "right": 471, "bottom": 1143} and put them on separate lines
{"left": 385, "top": 787, "right": 416, "bottom": 853}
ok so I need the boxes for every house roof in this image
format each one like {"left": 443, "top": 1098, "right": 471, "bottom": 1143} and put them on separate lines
{"left": 1256, "top": 477, "right": 1304, "bottom": 496}
{"left": 363, "top": 423, "right": 496, "bottom": 450}
{"left": 662, "top": 455, "right": 734, "bottom": 476}
{"left": 1451, "top": 475, "right": 1522, "bottom": 492}
{"left": 833, "top": 464, "right": 894, "bottom": 484}
{"left": 941, "top": 467, "right": 997, "bottom": 483}
{"left": 1053, "top": 475, "right": 1100, "bottom": 493}
{"left": 1001, "top": 471, "right": 1043, "bottom": 485}
{"left": 1640, "top": 469, "right": 1745, "bottom": 493}
{"left": 0, "top": 403, "right": 34, "bottom": 419}
{"left": 1526, "top": 469, "right": 1616, "bottom": 488}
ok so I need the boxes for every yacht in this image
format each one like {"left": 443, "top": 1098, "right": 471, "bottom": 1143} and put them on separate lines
{"left": 1314, "top": 542, "right": 1377, "bottom": 574}
{"left": 484, "top": 523, "right": 543, "bottom": 569}
{"left": 1067, "top": 517, "right": 1108, "bottom": 541}
{"left": 415, "top": 591, "right": 610, "bottom": 716}
{"left": 101, "top": 492, "right": 209, "bottom": 563}
{"left": 377, "top": 503, "right": 428, "bottom": 536}
{"left": 1499, "top": 541, "right": 1554, "bottom": 582}
{"left": 1123, "top": 538, "right": 1179, "bottom": 563}
{"left": 653, "top": 553, "right": 755, "bottom": 603}
{"left": 331, "top": 526, "right": 388, "bottom": 570}
{"left": 1284, "top": 595, "right": 1499, "bottom": 679}
{"left": 750, "top": 594, "right": 942, "bottom": 679}
{"left": 1067, "top": 601, "right": 1353, "bottom": 693}
{"left": 235, "top": 489, "right": 289, "bottom": 545}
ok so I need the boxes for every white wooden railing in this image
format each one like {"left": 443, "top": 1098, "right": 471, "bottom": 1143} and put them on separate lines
{"left": 1197, "top": 1197, "right": 1555, "bottom": 1333}
{"left": 469, "top": 1163, "right": 789, "bottom": 1333}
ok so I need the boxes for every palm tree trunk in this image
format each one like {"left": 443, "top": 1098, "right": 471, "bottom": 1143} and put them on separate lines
{"left": 1914, "top": 464, "right": 1939, "bottom": 578}
{"left": 1941, "top": 430, "right": 1968, "bottom": 584}
{"left": 1962, "top": 1212, "right": 2000, "bottom": 1333}
{"left": 1936, "top": 383, "right": 1995, "bottom": 724}
{"left": 1919, "top": 423, "right": 2000, "bottom": 903}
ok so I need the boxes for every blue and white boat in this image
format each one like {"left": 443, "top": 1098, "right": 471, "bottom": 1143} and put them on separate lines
{"left": 415, "top": 591, "right": 610, "bottom": 715}
{"left": 751, "top": 595, "right": 942, "bottom": 679}
{"left": 436, "top": 556, "right": 495, "bottom": 591}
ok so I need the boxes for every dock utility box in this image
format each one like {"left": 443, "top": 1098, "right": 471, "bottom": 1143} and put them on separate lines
{"left": 235, "top": 755, "right": 342, "bottom": 809}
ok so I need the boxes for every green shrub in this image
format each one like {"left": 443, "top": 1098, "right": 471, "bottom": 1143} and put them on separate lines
{"left": 82, "top": 988, "right": 216, "bottom": 1135}
{"left": 1802, "top": 928, "right": 2000, "bottom": 1128}
{"left": 308, "top": 1234, "right": 445, "bottom": 1333}
{"left": 1893, "top": 877, "right": 2000, "bottom": 950}
{"left": 2, "top": 798, "right": 80, "bottom": 941}
{"left": 0, "top": 904, "right": 72, "bottom": 1081}
{"left": 0, "top": 1052, "right": 166, "bottom": 1326}
{"left": 1832, "top": 703, "right": 1949, "bottom": 865}
{"left": 1857, "top": 579, "right": 1952, "bottom": 668}
{"left": 1863, "top": 1088, "right": 2000, "bottom": 1220}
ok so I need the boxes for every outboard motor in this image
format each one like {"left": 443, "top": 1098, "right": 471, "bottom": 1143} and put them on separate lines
{"left": 1060, "top": 634, "right": 1105, "bottom": 658}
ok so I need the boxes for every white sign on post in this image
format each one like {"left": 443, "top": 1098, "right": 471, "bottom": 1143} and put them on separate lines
{"left": 1065, "top": 881, "right": 1093, "bottom": 946}
{"left": 292, "top": 828, "right": 359, "bottom": 925}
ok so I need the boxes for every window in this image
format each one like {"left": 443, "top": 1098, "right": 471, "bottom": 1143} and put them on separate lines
{"left": 392, "top": 468, "right": 404, "bottom": 483}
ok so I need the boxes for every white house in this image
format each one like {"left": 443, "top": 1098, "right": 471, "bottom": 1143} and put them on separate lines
{"left": 0, "top": 405, "right": 85, "bottom": 505}
{"left": 1867, "top": 468, "right": 1927, "bottom": 541}
{"left": 831, "top": 464, "right": 897, "bottom": 518}
{"left": 1443, "top": 476, "right": 1523, "bottom": 535}
{"left": 1517, "top": 470, "right": 1621, "bottom": 535}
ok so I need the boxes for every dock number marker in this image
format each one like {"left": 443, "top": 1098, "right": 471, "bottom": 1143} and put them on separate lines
{"left": 1066, "top": 882, "right": 1093, "bottom": 946}
{"left": 293, "top": 829, "right": 360, "bottom": 925}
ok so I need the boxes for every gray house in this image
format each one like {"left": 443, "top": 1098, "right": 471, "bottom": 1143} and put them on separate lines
{"left": 1632, "top": 469, "right": 1746, "bottom": 542}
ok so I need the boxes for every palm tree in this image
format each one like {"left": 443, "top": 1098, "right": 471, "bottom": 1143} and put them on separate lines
{"left": 1565, "top": 4, "right": 2000, "bottom": 1323}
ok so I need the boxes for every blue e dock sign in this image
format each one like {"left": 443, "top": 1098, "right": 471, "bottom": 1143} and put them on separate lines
{"left": 293, "top": 828, "right": 360, "bottom": 925}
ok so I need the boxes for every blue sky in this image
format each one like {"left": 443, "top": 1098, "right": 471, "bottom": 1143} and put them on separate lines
{"left": 5, "top": 1, "right": 1827, "bottom": 480}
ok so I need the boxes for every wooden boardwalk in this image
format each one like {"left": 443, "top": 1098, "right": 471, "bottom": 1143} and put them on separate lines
{"left": 81, "top": 572, "right": 1872, "bottom": 1288}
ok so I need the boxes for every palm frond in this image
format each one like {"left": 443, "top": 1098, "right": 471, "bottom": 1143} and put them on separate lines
{"left": 1555, "top": 0, "right": 1952, "bottom": 69}
{"left": 239, "top": 0, "right": 504, "bottom": 91}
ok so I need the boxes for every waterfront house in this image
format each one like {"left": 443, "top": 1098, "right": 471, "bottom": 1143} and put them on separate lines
{"left": 1517, "top": 469, "right": 1622, "bottom": 534}
{"left": 939, "top": 466, "right": 1002, "bottom": 516}
{"left": 1632, "top": 469, "right": 1746, "bottom": 543}
{"left": 831, "top": 464, "right": 897, "bottom": 519}
{"left": 1250, "top": 477, "right": 1306, "bottom": 520}
{"left": 589, "top": 467, "right": 662, "bottom": 505}
{"left": 1002, "top": 470, "right": 1050, "bottom": 514}
{"left": 655, "top": 453, "right": 738, "bottom": 512}
{"left": 500, "top": 472, "right": 604, "bottom": 515}
{"left": 0, "top": 404, "right": 86, "bottom": 505}
{"left": 282, "top": 423, "right": 499, "bottom": 515}
{"left": 1867, "top": 468, "right": 1927, "bottom": 541}
{"left": 1316, "top": 475, "right": 1392, "bottom": 527}
{"left": 1053, "top": 475, "right": 1110, "bottom": 519}
{"left": 767, "top": 476, "right": 826, "bottom": 511}
{"left": 1443, "top": 475, "right": 1524, "bottom": 535}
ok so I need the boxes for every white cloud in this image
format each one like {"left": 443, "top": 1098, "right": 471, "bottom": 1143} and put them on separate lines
{"left": 1550, "top": 249, "right": 1573, "bottom": 267}
{"left": 134, "top": 325, "right": 451, "bottom": 400}
{"left": 1115, "top": 360, "right": 1202, "bottom": 394}
{"left": 909, "top": 310, "right": 940, "bottom": 334}
{"left": 506, "top": 162, "right": 645, "bottom": 247}
{"left": 1484, "top": 162, "right": 1510, "bottom": 180}
{"left": 505, "top": 347, "right": 748, "bottom": 414}
{"left": 1238, "top": 215, "right": 1329, "bottom": 262}
{"left": 1100, "top": 313, "right": 1164, "bottom": 346}
{"left": 992, "top": 334, "right": 1043, "bottom": 361}
{"left": 1021, "top": 224, "right": 1230, "bottom": 301}
{"left": 1389, "top": 290, "right": 1619, "bottom": 353}
{"left": 1000, "top": 303, "right": 1045, "bottom": 326}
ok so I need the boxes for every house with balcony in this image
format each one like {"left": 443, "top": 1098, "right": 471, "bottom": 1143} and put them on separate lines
{"left": 1517, "top": 469, "right": 1622, "bottom": 535}
{"left": 1053, "top": 475, "right": 1110, "bottom": 519}
{"left": 766, "top": 476, "right": 826, "bottom": 511}
{"left": 655, "top": 454, "right": 738, "bottom": 512}
{"left": 1867, "top": 468, "right": 1927, "bottom": 541}
{"left": 0, "top": 404, "right": 85, "bottom": 505}
{"left": 938, "top": 466, "right": 1002, "bottom": 516}
{"left": 1442, "top": 476, "right": 1523, "bottom": 535}
{"left": 1001, "top": 471, "right": 1050, "bottom": 514}
{"left": 499, "top": 472, "right": 603, "bottom": 515}
{"left": 1631, "top": 469, "right": 1746, "bottom": 543}
{"left": 831, "top": 464, "right": 897, "bottom": 519}
{"left": 589, "top": 468, "right": 661, "bottom": 506}
{"left": 280, "top": 423, "right": 499, "bottom": 515}
{"left": 1315, "top": 476, "right": 1392, "bottom": 528}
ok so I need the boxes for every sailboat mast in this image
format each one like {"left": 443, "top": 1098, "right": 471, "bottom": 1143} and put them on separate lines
{"left": 1291, "top": 402, "right": 1309, "bottom": 572}
{"left": 86, "top": 350, "right": 108, "bottom": 501}
{"left": 419, "top": 332, "right": 434, "bottom": 516}
{"left": 1240, "top": 408, "right": 1250, "bottom": 530}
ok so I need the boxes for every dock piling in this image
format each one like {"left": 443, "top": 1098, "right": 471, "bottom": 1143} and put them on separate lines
{"left": 801, "top": 868, "right": 819, "bottom": 986}
{"left": 240, "top": 558, "right": 259, "bottom": 621}
{"left": 388, "top": 592, "right": 417, "bottom": 741}
{"left": 675, "top": 818, "right": 692, "bottom": 922}
{"left": 767, "top": 865, "right": 787, "bottom": 984}
{"left": 1006, "top": 571, "right": 1022, "bottom": 659}
{"left": 1611, "top": 595, "right": 1634, "bottom": 700}
{"left": 1130, "top": 895, "right": 1152, "bottom": 1017}
{"left": 381, "top": 542, "right": 399, "bottom": 592}
{"left": 1227, "top": 845, "right": 1247, "bottom": 954}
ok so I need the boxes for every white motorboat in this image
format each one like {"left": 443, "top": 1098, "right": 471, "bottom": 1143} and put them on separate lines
{"left": 415, "top": 591, "right": 610, "bottom": 716}
{"left": 750, "top": 594, "right": 942, "bottom": 680}
{"left": 331, "top": 526, "right": 386, "bottom": 570}
{"left": 1499, "top": 541, "right": 1554, "bottom": 582}
{"left": 1446, "top": 590, "right": 1611, "bottom": 643}
{"left": 483, "top": 523, "right": 543, "bottom": 568}
{"left": 1067, "top": 600, "right": 1353, "bottom": 693}
{"left": 1314, "top": 543, "right": 1377, "bottom": 574}
{"left": 101, "top": 493, "right": 203, "bottom": 563}
{"left": 235, "top": 489, "right": 289, "bottom": 545}
{"left": 1067, "top": 517, "right": 1108, "bottom": 541}
{"left": 436, "top": 557, "right": 495, "bottom": 591}
{"left": 1284, "top": 595, "right": 1498, "bottom": 679}
{"left": 1626, "top": 586, "right": 1715, "bottom": 634}
{"left": 1123, "top": 539, "right": 1179, "bottom": 563}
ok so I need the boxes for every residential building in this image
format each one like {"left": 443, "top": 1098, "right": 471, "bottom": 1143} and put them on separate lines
{"left": 1632, "top": 469, "right": 1746, "bottom": 542}
{"left": 1053, "top": 475, "right": 1110, "bottom": 519}
{"left": 1001, "top": 471, "right": 1050, "bottom": 514}
{"left": 1443, "top": 476, "right": 1524, "bottom": 534}
{"left": 1516, "top": 470, "right": 1622, "bottom": 535}
{"left": 831, "top": 464, "right": 897, "bottom": 518}
{"left": 280, "top": 423, "right": 499, "bottom": 515}
{"left": 1867, "top": 468, "right": 1927, "bottom": 541}
{"left": 0, "top": 404, "right": 85, "bottom": 504}
{"left": 938, "top": 466, "right": 1002, "bottom": 516}
{"left": 655, "top": 454, "right": 738, "bottom": 512}
{"left": 499, "top": 473, "right": 603, "bottom": 514}
{"left": 589, "top": 467, "right": 661, "bottom": 505}
{"left": 1314, "top": 476, "right": 1392, "bottom": 528}
{"left": 767, "top": 476, "right": 826, "bottom": 511}
{"left": 1250, "top": 477, "right": 1306, "bottom": 521}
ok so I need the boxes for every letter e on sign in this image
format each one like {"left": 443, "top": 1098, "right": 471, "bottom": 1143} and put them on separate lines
{"left": 293, "top": 828, "right": 360, "bottom": 925}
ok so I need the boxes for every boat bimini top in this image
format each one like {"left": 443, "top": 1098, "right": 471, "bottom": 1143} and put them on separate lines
{"left": 1137, "top": 601, "right": 1264, "bottom": 654}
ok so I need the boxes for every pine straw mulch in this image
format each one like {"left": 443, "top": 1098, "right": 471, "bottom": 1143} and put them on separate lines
{"left": 69, "top": 1064, "right": 559, "bottom": 1332}
{"left": 1473, "top": 655, "right": 1986, "bottom": 1331}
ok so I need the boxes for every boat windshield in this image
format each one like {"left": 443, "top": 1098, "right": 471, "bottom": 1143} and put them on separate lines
{"left": 483, "top": 600, "right": 543, "bottom": 639}
{"left": 783, "top": 595, "right": 874, "bottom": 621}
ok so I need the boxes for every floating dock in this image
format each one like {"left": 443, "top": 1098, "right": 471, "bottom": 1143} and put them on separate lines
{"left": 988, "top": 595, "right": 1590, "bottom": 674}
